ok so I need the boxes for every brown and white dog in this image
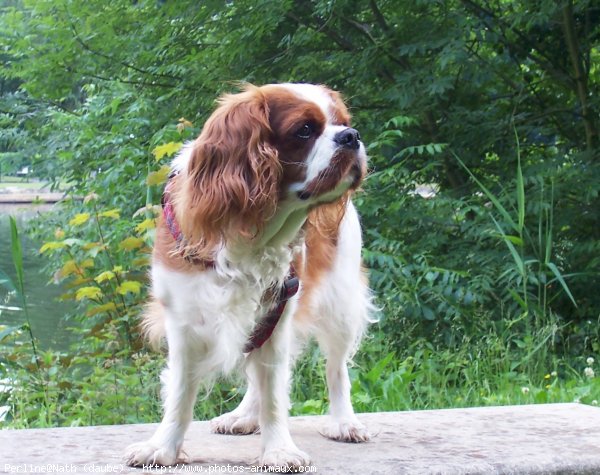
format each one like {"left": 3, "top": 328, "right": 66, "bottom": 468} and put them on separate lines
{"left": 125, "top": 83, "right": 373, "bottom": 470}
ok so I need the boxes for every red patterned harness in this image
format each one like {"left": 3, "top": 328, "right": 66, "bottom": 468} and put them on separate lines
{"left": 161, "top": 171, "right": 299, "bottom": 353}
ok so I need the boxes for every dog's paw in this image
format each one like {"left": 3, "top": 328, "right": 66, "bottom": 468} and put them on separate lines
{"left": 210, "top": 411, "right": 259, "bottom": 435}
{"left": 320, "top": 419, "right": 370, "bottom": 443}
{"left": 124, "top": 441, "right": 179, "bottom": 467}
{"left": 260, "top": 446, "right": 311, "bottom": 472}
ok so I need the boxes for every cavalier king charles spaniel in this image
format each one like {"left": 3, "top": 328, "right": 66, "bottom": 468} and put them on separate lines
{"left": 125, "top": 83, "right": 373, "bottom": 470}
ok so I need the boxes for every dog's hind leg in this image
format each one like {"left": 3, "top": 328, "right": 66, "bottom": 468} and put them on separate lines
{"left": 210, "top": 366, "right": 260, "bottom": 435}
{"left": 315, "top": 317, "right": 371, "bottom": 443}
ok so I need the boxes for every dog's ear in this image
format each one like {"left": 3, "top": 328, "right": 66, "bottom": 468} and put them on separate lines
{"left": 178, "top": 86, "right": 282, "bottom": 258}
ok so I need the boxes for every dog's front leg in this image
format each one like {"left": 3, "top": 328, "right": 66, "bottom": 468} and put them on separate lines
{"left": 248, "top": 309, "right": 310, "bottom": 470}
{"left": 125, "top": 320, "right": 201, "bottom": 467}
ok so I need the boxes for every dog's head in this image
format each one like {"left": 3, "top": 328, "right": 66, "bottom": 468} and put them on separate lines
{"left": 177, "top": 83, "right": 367, "bottom": 255}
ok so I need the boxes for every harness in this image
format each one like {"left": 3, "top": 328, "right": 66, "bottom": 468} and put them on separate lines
{"left": 161, "top": 171, "right": 299, "bottom": 353}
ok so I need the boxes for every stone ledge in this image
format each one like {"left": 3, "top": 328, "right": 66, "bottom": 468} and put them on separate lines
{"left": 0, "top": 192, "right": 65, "bottom": 204}
{"left": 2, "top": 403, "right": 600, "bottom": 474}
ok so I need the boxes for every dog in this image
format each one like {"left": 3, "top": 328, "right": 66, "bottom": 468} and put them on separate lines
{"left": 125, "top": 83, "right": 373, "bottom": 470}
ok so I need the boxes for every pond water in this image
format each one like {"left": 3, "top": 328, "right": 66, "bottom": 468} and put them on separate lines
{"left": 0, "top": 204, "right": 74, "bottom": 350}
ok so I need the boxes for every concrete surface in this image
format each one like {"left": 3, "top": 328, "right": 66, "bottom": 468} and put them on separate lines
{"left": 2, "top": 403, "right": 600, "bottom": 474}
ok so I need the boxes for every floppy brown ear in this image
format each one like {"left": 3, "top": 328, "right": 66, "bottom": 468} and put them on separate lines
{"left": 177, "top": 87, "right": 282, "bottom": 259}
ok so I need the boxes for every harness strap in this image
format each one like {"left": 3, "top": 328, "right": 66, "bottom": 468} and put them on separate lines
{"left": 243, "top": 266, "right": 299, "bottom": 354}
{"left": 161, "top": 171, "right": 214, "bottom": 267}
{"left": 160, "top": 172, "right": 299, "bottom": 352}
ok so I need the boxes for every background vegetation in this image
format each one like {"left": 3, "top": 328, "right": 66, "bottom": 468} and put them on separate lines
{"left": 1, "top": 0, "right": 599, "bottom": 428}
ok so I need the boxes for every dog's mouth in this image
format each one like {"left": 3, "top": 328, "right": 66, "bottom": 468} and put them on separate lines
{"left": 296, "top": 151, "right": 366, "bottom": 201}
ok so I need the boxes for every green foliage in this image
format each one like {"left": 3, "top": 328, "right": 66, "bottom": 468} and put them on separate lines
{"left": 1, "top": 0, "right": 599, "bottom": 428}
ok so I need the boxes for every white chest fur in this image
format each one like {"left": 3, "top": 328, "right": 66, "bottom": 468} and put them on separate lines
{"left": 151, "top": 244, "right": 294, "bottom": 375}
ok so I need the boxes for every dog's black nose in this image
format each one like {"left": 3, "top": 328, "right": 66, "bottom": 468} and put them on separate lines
{"left": 334, "top": 128, "right": 361, "bottom": 150}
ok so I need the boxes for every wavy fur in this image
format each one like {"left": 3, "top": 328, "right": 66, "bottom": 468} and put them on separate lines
{"left": 176, "top": 86, "right": 282, "bottom": 260}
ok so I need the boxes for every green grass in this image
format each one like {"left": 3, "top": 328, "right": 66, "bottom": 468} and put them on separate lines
{"left": 3, "top": 323, "right": 599, "bottom": 429}
{"left": 289, "top": 337, "right": 600, "bottom": 417}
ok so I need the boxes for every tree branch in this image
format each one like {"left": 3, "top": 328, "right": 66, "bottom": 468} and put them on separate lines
{"left": 460, "top": 0, "right": 573, "bottom": 88}
{"left": 64, "top": 8, "right": 184, "bottom": 83}
{"left": 284, "top": 11, "right": 355, "bottom": 52}
{"left": 337, "top": 14, "right": 410, "bottom": 69}
{"left": 60, "top": 63, "right": 178, "bottom": 90}
{"left": 369, "top": 0, "right": 390, "bottom": 32}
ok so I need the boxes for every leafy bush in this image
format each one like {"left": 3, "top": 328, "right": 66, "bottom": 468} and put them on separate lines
{"left": 1, "top": 0, "right": 600, "bottom": 428}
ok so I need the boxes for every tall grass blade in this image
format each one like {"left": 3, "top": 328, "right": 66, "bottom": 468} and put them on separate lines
{"left": 8, "top": 216, "right": 40, "bottom": 367}
{"left": 491, "top": 215, "right": 524, "bottom": 276}
{"left": 451, "top": 151, "right": 518, "bottom": 233}
{"left": 545, "top": 181, "right": 554, "bottom": 264}
{"left": 9, "top": 216, "right": 25, "bottom": 297}
{"left": 508, "top": 289, "right": 528, "bottom": 310}
{"left": 512, "top": 324, "right": 556, "bottom": 369}
{"left": 514, "top": 126, "right": 525, "bottom": 233}
{"left": 546, "top": 262, "right": 577, "bottom": 308}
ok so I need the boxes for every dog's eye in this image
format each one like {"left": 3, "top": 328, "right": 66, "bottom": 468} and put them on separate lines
{"left": 295, "top": 123, "right": 313, "bottom": 139}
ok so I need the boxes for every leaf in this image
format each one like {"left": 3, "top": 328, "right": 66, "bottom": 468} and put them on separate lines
{"left": 59, "top": 260, "right": 81, "bottom": 279}
{"left": 99, "top": 208, "right": 121, "bottom": 219}
{"left": 152, "top": 142, "right": 182, "bottom": 161}
{"left": 508, "top": 289, "right": 528, "bottom": 310}
{"left": 452, "top": 152, "right": 519, "bottom": 233}
{"left": 67, "top": 276, "right": 92, "bottom": 287}
{"left": 492, "top": 215, "right": 524, "bottom": 276}
{"left": 0, "top": 325, "right": 22, "bottom": 341}
{"left": 39, "top": 241, "right": 67, "bottom": 253}
{"left": 132, "top": 256, "right": 151, "bottom": 267}
{"left": 135, "top": 218, "right": 156, "bottom": 233}
{"left": 146, "top": 164, "right": 171, "bottom": 186}
{"left": 422, "top": 305, "right": 435, "bottom": 320}
{"left": 83, "top": 193, "right": 99, "bottom": 203}
{"left": 110, "top": 97, "right": 121, "bottom": 115}
{"left": 366, "top": 352, "right": 395, "bottom": 383}
{"left": 492, "top": 233, "right": 523, "bottom": 246}
{"left": 80, "top": 259, "right": 95, "bottom": 269}
{"left": 9, "top": 217, "right": 24, "bottom": 300}
{"left": 119, "top": 236, "right": 145, "bottom": 251}
{"left": 116, "top": 280, "right": 142, "bottom": 295}
{"left": 177, "top": 118, "right": 193, "bottom": 133}
{"left": 547, "top": 262, "right": 577, "bottom": 308}
{"left": 86, "top": 302, "right": 117, "bottom": 316}
{"left": 69, "top": 213, "right": 91, "bottom": 226}
{"left": 94, "top": 271, "right": 115, "bottom": 283}
{"left": 514, "top": 125, "right": 525, "bottom": 233}
{"left": 75, "top": 286, "right": 103, "bottom": 301}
